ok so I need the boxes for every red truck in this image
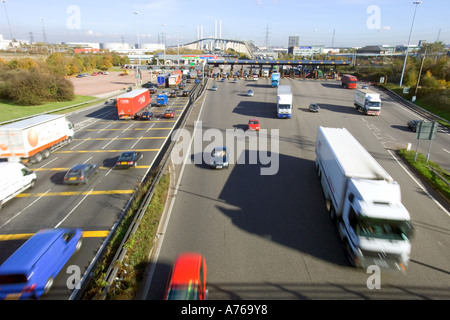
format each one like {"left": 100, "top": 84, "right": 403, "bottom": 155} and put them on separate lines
{"left": 116, "top": 89, "right": 151, "bottom": 120}
{"left": 341, "top": 74, "right": 358, "bottom": 89}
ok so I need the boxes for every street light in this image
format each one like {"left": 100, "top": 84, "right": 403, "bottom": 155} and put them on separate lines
{"left": 399, "top": 1, "right": 421, "bottom": 87}
{"left": 162, "top": 24, "right": 166, "bottom": 67}
{"left": 133, "top": 11, "right": 141, "bottom": 85}
{"left": 1, "top": 0, "right": 13, "bottom": 41}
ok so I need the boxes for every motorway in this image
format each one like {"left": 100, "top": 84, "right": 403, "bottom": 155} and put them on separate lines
{"left": 0, "top": 87, "right": 191, "bottom": 300}
{"left": 144, "top": 71, "right": 450, "bottom": 300}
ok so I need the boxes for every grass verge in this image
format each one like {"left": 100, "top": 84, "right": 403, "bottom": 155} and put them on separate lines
{"left": 398, "top": 149, "right": 450, "bottom": 201}
{"left": 0, "top": 95, "right": 98, "bottom": 123}
{"left": 81, "top": 168, "right": 171, "bottom": 300}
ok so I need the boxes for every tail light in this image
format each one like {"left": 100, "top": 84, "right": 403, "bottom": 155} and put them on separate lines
{"left": 22, "top": 283, "right": 36, "bottom": 293}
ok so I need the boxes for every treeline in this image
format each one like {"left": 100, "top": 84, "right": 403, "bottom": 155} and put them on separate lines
{"left": 341, "top": 42, "right": 449, "bottom": 116}
{"left": 0, "top": 52, "right": 129, "bottom": 105}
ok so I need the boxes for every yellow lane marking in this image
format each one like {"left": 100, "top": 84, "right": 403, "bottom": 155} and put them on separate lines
{"left": 34, "top": 166, "right": 149, "bottom": 171}
{"left": 16, "top": 190, "right": 134, "bottom": 197}
{"left": 83, "top": 128, "right": 172, "bottom": 131}
{"left": 74, "top": 137, "right": 167, "bottom": 141}
{"left": 0, "top": 230, "right": 109, "bottom": 241}
{"left": 54, "top": 149, "right": 159, "bottom": 153}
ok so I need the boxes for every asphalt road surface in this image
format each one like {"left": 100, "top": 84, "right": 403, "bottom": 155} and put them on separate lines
{"left": 0, "top": 88, "right": 190, "bottom": 300}
{"left": 144, "top": 74, "right": 450, "bottom": 300}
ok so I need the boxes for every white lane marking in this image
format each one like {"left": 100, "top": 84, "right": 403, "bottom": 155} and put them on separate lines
{"left": 54, "top": 189, "right": 93, "bottom": 228}
{"left": 0, "top": 189, "right": 52, "bottom": 228}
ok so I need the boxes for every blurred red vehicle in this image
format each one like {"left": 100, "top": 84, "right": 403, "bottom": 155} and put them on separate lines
{"left": 248, "top": 118, "right": 260, "bottom": 131}
{"left": 164, "top": 252, "right": 207, "bottom": 300}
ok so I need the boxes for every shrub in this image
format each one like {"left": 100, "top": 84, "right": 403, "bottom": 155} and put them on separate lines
{"left": 1, "top": 69, "right": 74, "bottom": 105}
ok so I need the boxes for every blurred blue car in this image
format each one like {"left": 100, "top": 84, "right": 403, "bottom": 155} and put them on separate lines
{"left": 0, "top": 228, "right": 83, "bottom": 300}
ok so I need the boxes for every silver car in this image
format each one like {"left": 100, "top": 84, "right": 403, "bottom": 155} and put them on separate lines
{"left": 247, "top": 90, "right": 254, "bottom": 97}
{"left": 209, "top": 146, "right": 229, "bottom": 169}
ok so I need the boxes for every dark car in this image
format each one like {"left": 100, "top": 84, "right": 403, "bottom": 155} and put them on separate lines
{"left": 210, "top": 146, "right": 229, "bottom": 169}
{"left": 142, "top": 81, "right": 154, "bottom": 88}
{"left": 149, "top": 87, "right": 157, "bottom": 94}
{"left": 182, "top": 90, "right": 190, "bottom": 97}
{"left": 407, "top": 120, "right": 422, "bottom": 132}
{"left": 141, "top": 111, "right": 153, "bottom": 120}
{"left": 168, "top": 90, "right": 178, "bottom": 98}
{"left": 115, "top": 151, "right": 143, "bottom": 168}
{"left": 63, "top": 164, "right": 99, "bottom": 185}
{"left": 309, "top": 103, "right": 320, "bottom": 112}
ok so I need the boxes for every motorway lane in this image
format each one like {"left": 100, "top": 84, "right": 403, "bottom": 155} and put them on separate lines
{"left": 0, "top": 92, "right": 190, "bottom": 299}
{"left": 145, "top": 77, "right": 450, "bottom": 300}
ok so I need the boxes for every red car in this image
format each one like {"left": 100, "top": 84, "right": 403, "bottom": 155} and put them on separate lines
{"left": 164, "top": 252, "right": 207, "bottom": 300}
{"left": 164, "top": 109, "right": 175, "bottom": 118}
{"left": 248, "top": 118, "right": 260, "bottom": 131}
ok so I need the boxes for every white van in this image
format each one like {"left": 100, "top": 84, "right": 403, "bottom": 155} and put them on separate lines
{"left": 0, "top": 162, "right": 37, "bottom": 209}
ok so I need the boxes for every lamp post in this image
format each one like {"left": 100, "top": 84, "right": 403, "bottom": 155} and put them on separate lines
{"left": 162, "top": 24, "right": 166, "bottom": 67}
{"left": 399, "top": 1, "right": 421, "bottom": 87}
{"left": 1, "top": 0, "right": 13, "bottom": 41}
{"left": 133, "top": 11, "right": 141, "bottom": 85}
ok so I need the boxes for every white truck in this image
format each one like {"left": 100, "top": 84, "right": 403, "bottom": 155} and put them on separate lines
{"left": 262, "top": 68, "right": 270, "bottom": 77}
{"left": 0, "top": 114, "right": 74, "bottom": 164}
{"left": 276, "top": 85, "right": 292, "bottom": 119}
{"left": 0, "top": 162, "right": 37, "bottom": 209}
{"left": 315, "top": 127, "right": 412, "bottom": 272}
{"left": 354, "top": 89, "right": 381, "bottom": 115}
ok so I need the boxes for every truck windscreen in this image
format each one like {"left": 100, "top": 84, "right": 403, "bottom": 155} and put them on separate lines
{"left": 356, "top": 217, "right": 412, "bottom": 241}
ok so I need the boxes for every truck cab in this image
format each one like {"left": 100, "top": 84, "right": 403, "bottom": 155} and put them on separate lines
{"left": 354, "top": 89, "right": 381, "bottom": 115}
{"left": 338, "top": 179, "right": 412, "bottom": 271}
{"left": 156, "top": 94, "right": 168, "bottom": 106}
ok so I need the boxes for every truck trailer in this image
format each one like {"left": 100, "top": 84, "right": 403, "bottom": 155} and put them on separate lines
{"left": 168, "top": 74, "right": 181, "bottom": 87}
{"left": 276, "top": 85, "right": 292, "bottom": 118}
{"left": 157, "top": 73, "right": 170, "bottom": 87}
{"left": 116, "top": 89, "right": 151, "bottom": 120}
{"left": 0, "top": 114, "right": 74, "bottom": 164}
{"left": 354, "top": 89, "right": 382, "bottom": 115}
{"left": 315, "top": 127, "right": 412, "bottom": 271}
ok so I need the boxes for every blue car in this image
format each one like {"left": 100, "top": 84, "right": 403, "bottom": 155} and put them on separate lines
{"left": 0, "top": 228, "right": 83, "bottom": 300}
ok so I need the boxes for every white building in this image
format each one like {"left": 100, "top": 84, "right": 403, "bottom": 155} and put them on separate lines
{"left": 0, "top": 34, "right": 29, "bottom": 50}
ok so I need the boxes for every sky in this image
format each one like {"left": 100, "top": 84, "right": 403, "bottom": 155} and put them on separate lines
{"left": 0, "top": 0, "right": 449, "bottom": 48}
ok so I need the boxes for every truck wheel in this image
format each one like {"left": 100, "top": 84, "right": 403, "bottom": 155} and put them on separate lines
{"left": 42, "top": 149, "right": 51, "bottom": 159}
{"left": 32, "top": 152, "right": 43, "bottom": 163}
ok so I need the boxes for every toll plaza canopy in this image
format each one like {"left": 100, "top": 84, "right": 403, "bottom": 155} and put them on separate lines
{"left": 206, "top": 59, "right": 352, "bottom": 66}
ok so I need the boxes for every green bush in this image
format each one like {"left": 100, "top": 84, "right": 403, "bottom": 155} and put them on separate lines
{"left": 0, "top": 69, "right": 74, "bottom": 105}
